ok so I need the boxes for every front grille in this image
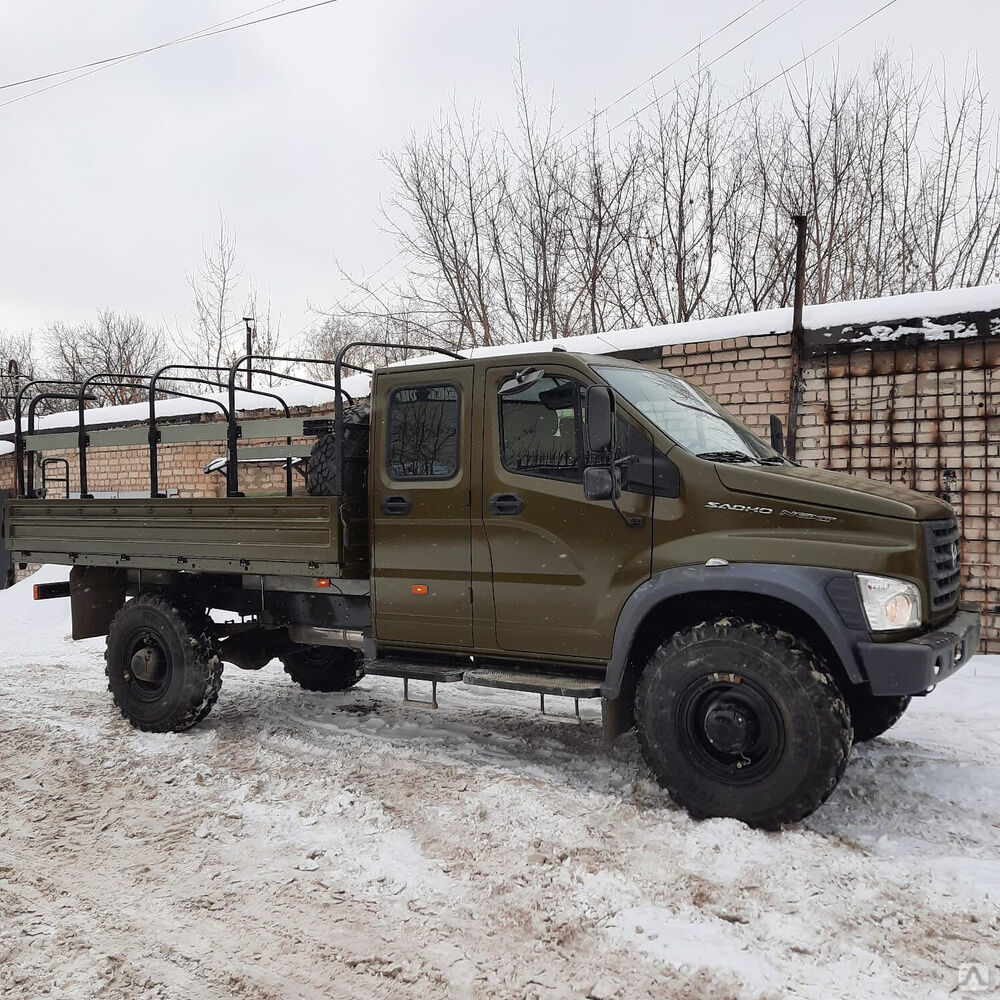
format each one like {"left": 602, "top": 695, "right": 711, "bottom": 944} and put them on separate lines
{"left": 924, "top": 518, "right": 961, "bottom": 614}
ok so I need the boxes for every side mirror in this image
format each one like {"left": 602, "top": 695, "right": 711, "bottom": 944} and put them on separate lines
{"left": 203, "top": 457, "right": 229, "bottom": 476}
{"left": 769, "top": 414, "right": 784, "bottom": 456}
{"left": 586, "top": 385, "right": 615, "bottom": 453}
{"left": 583, "top": 466, "right": 621, "bottom": 502}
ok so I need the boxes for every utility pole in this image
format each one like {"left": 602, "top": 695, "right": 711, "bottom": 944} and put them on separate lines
{"left": 243, "top": 316, "right": 256, "bottom": 390}
{"left": 792, "top": 215, "right": 807, "bottom": 335}
{"left": 785, "top": 214, "right": 809, "bottom": 463}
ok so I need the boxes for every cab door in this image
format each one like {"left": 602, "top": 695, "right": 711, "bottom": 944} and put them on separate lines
{"left": 371, "top": 367, "right": 474, "bottom": 648}
{"left": 481, "top": 364, "right": 653, "bottom": 660}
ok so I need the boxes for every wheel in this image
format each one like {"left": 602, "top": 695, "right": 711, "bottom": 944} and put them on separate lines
{"left": 846, "top": 690, "right": 911, "bottom": 743}
{"left": 281, "top": 645, "right": 364, "bottom": 692}
{"left": 635, "top": 618, "right": 852, "bottom": 828}
{"left": 105, "top": 593, "right": 223, "bottom": 732}
{"left": 307, "top": 403, "right": 370, "bottom": 497}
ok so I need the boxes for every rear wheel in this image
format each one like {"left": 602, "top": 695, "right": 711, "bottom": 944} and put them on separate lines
{"left": 281, "top": 645, "right": 364, "bottom": 692}
{"left": 635, "top": 618, "right": 852, "bottom": 828}
{"left": 105, "top": 593, "right": 223, "bottom": 732}
{"left": 847, "top": 690, "right": 911, "bottom": 743}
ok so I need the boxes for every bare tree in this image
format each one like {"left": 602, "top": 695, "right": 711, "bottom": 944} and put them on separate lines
{"left": 178, "top": 215, "right": 286, "bottom": 392}
{"left": 45, "top": 309, "right": 169, "bottom": 405}
{"left": 0, "top": 330, "right": 41, "bottom": 421}
{"left": 336, "top": 52, "right": 1000, "bottom": 343}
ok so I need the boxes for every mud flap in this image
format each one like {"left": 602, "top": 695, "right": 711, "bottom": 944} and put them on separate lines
{"left": 601, "top": 693, "right": 635, "bottom": 743}
{"left": 70, "top": 566, "right": 127, "bottom": 640}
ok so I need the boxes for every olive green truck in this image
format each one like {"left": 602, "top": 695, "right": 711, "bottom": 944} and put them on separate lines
{"left": 0, "top": 347, "right": 980, "bottom": 827}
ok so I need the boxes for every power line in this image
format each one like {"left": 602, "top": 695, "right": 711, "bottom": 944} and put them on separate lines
{"left": 710, "top": 0, "right": 902, "bottom": 122}
{"left": 328, "top": 0, "right": 790, "bottom": 322}
{"left": 359, "top": 0, "right": 899, "bottom": 318}
{"left": 562, "top": 0, "right": 772, "bottom": 142}
{"left": 608, "top": 0, "right": 811, "bottom": 132}
{"left": 0, "top": 0, "right": 342, "bottom": 109}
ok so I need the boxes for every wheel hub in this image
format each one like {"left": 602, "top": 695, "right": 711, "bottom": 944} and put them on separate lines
{"left": 676, "top": 675, "right": 786, "bottom": 785}
{"left": 130, "top": 645, "right": 166, "bottom": 683}
{"left": 702, "top": 698, "right": 756, "bottom": 754}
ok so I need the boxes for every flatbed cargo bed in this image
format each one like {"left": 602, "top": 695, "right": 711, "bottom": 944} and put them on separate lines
{"left": 3, "top": 496, "right": 346, "bottom": 577}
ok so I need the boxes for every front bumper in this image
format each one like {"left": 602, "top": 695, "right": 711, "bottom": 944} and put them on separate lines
{"left": 857, "top": 606, "right": 980, "bottom": 696}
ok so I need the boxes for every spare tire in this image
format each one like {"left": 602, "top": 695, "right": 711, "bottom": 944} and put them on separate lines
{"left": 307, "top": 403, "right": 370, "bottom": 496}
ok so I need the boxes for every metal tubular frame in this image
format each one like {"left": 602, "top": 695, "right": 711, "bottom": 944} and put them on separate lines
{"left": 76, "top": 372, "right": 235, "bottom": 499}
{"left": 27, "top": 390, "right": 97, "bottom": 497}
{"left": 10, "top": 343, "right": 466, "bottom": 501}
{"left": 16, "top": 377, "right": 226, "bottom": 499}
{"left": 224, "top": 355, "right": 367, "bottom": 497}
{"left": 148, "top": 365, "right": 294, "bottom": 498}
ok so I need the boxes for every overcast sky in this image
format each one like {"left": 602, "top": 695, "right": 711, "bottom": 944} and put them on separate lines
{"left": 1, "top": 0, "right": 996, "bottom": 346}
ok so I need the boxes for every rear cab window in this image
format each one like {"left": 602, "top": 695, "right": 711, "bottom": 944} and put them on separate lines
{"left": 387, "top": 384, "right": 460, "bottom": 480}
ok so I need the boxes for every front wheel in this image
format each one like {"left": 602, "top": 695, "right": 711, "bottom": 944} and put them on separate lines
{"left": 635, "top": 618, "right": 852, "bottom": 828}
{"left": 281, "top": 645, "right": 364, "bottom": 692}
{"left": 847, "top": 690, "right": 911, "bottom": 743}
{"left": 105, "top": 594, "right": 223, "bottom": 732}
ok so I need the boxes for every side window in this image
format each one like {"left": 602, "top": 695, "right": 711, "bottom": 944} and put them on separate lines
{"left": 500, "top": 376, "right": 582, "bottom": 482}
{"left": 387, "top": 384, "right": 459, "bottom": 480}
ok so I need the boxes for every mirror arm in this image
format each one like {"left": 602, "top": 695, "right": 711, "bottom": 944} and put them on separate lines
{"left": 607, "top": 455, "right": 644, "bottom": 529}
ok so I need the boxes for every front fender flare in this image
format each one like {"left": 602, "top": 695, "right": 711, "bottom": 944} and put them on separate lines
{"left": 602, "top": 563, "right": 867, "bottom": 700}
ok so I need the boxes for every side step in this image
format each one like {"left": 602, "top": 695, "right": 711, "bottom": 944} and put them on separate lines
{"left": 364, "top": 659, "right": 466, "bottom": 683}
{"left": 464, "top": 668, "right": 602, "bottom": 721}
{"left": 364, "top": 658, "right": 466, "bottom": 710}
{"left": 462, "top": 668, "right": 601, "bottom": 698}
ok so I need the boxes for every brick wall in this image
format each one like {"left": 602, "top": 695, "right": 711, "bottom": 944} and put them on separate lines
{"left": 659, "top": 333, "right": 794, "bottom": 439}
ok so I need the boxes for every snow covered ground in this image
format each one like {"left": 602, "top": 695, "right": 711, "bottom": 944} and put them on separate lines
{"left": 1, "top": 567, "right": 998, "bottom": 1000}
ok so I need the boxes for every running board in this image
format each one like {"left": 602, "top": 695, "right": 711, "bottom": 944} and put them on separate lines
{"left": 462, "top": 668, "right": 602, "bottom": 698}
{"left": 363, "top": 659, "right": 466, "bottom": 710}
{"left": 364, "top": 660, "right": 466, "bottom": 683}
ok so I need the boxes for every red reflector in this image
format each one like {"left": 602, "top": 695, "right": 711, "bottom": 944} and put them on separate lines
{"left": 316, "top": 578, "right": 331, "bottom": 589}
{"left": 33, "top": 585, "right": 39, "bottom": 601}
{"left": 411, "top": 585, "right": 428, "bottom": 596}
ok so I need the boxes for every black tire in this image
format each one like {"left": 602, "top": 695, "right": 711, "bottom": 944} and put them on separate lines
{"left": 635, "top": 618, "right": 852, "bottom": 829}
{"left": 105, "top": 593, "right": 223, "bottom": 733}
{"left": 281, "top": 645, "right": 364, "bottom": 692}
{"left": 846, "top": 690, "right": 911, "bottom": 743}
{"left": 307, "top": 403, "right": 370, "bottom": 497}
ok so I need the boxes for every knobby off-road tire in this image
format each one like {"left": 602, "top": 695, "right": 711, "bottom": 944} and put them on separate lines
{"left": 105, "top": 594, "right": 223, "bottom": 733}
{"left": 281, "top": 645, "right": 365, "bottom": 692}
{"left": 847, "top": 690, "right": 911, "bottom": 743}
{"left": 307, "top": 403, "right": 370, "bottom": 497}
{"left": 635, "top": 618, "right": 853, "bottom": 829}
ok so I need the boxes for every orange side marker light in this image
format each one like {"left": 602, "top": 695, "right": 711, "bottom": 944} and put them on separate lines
{"left": 316, "top": 578, "right": 331, "bottom": 589}
{"left": 411, "top": 585, "right": 429, "bottom": 596}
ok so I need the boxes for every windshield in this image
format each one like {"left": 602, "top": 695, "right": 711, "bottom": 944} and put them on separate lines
{"left": 594, "top": 365, "right": 782, "bottom": 463}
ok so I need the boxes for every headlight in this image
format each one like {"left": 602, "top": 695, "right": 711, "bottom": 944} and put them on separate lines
{"left": 856, "top": 574, "right": 922, "bottom": 631}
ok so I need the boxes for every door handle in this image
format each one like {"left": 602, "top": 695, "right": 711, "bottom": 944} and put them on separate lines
{"left": 488, "top": 493, "right": 525, "bottom": 516}
{"left": 381, "top": 494, "right": 413, "bottom": 516}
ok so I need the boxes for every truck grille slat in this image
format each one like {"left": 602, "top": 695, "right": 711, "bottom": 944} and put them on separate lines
{"left": 924, "top": 518, "right": 961, "bottom": 614}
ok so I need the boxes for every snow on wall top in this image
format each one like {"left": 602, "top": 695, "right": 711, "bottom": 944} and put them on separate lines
{"left": 2, "top": 283, "right": 999, "bottom": 440}
{"left": 452, "top": 283, "right": 1000, "bottom": 360}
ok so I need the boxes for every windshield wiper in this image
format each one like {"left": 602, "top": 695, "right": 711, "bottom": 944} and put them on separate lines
{"left": 696, "top": 450, "right": 758, "bottom": 463}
